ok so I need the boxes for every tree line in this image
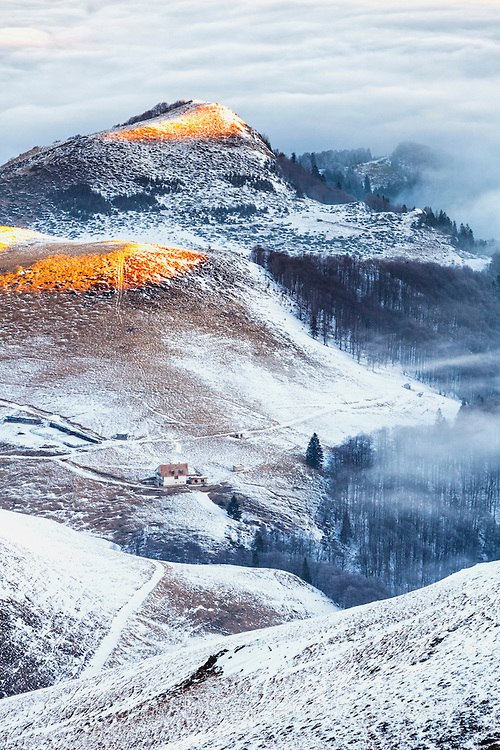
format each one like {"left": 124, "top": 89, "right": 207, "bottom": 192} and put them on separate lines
{"left": 416, "top": 206, "right": 475, "bottom": 250}
{"left": 318, "top": 408, "right": 500, "bottom": 592}
{"left": 127, "top": 411, "right": 500, "bottom": 606}
{"left": 251, "top": 247, "right": 500, "bottom": 400}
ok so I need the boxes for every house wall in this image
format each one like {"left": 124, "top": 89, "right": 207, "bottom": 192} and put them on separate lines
{"left": 162, "top": 475, "right": 188, "bottom": 487}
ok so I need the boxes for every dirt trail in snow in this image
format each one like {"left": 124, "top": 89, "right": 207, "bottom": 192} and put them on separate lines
{"left": 241, "top": 397, "right": 388, "bottom": 438}
{"left": 80, "top": 559, "right": 165, "bottom": 679}
{"left": 3, "top": 454, "right": 139, "bottom": 488}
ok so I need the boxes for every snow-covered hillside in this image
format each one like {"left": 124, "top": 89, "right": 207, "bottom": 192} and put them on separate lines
{"left": 0, "top": 510, "right": 336, "bottom": 697}
{"left": 0, "top": 100, "right": 484, "bottom": 266}
{"left": 0, "top": 510, "right": 154, "bottom": 696}
{"left": 1, "top": 561, "right": 498, "bottom": 749}
{"left": 1, "top": 97, "right": 498, "bottom": 750}
{"left": 0, "top": 230, "right": 459, "bottom": 556}
{"left": 105, "top": 561, "right": 337, "bottom": 669}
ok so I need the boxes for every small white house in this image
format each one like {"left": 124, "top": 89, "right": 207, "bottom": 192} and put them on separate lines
{"left": 155, "top": 463, "right": 188, "bottom": 487}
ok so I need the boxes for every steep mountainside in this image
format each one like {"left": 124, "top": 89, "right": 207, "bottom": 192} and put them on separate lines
{"left": 1, "top": 561, "right": 498, "bottom": 749}
{"left": 0, "top": 227, "right": 458, "bottom": 572}
{"left": 0, "top": 510, "right": 336, "bottom": 698}
{"left": 0, "top": 101, "right": 483, "bottom": 265}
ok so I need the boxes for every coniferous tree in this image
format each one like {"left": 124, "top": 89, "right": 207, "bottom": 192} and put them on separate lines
{"left": 340, "top": 509, "right": 353, "bottom": 544}
{"left": 435, "top": 408, "right": 446, "bottom": 425}
{"left": 310, "top": 314, "right": 319, "bottom": 339}
{"left": 227, "top": 495, "right": 242, "bottom": 520}
{"left": 302, "top": 556, "right": 312, "bottom": 584}
{"left": 311, "top": 163, "right": 321, "bottom": 179}
{"left": 306, "top": 433, "right": 324, "bottom": 470}
{"left": 251, "top": 530, "right": 264, "bottom": 567}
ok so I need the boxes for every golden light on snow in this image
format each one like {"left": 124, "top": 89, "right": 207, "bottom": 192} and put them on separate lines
{"left": 0, "top": 230, "right": 207, "bottom": 293}
{"left": 0, "top": 226, "right": 47, "bottom": 251}
{"left": 106, "top": 102, "right": 247, "bottom": 142}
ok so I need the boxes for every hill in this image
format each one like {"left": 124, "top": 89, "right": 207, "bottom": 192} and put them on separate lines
{"left": 0, "top": 225, "right": 459, "bottom": 602}
{"left": 1, "top": 561, "right": 498, "bottom": 749}
{"left": 0, "top": 101, "right": 484, "bottom": 265}
{"left": 0, "top": 510, "right": 336, "bottom": 698}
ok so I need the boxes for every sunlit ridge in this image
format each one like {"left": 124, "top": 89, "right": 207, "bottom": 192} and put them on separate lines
{"left": 106, "top": 102, "right": 247, "bottom": 142}
{"left": 0, "top": 226, "right": 48, "bottom": 251}
{"left": 0, "top": 232, "right": 207, "bottom": 293}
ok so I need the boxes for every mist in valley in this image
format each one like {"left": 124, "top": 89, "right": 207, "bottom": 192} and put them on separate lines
{"left": 397, "top": 144, "right": 500, "bottom": 245}
{"left": 319, "top": 406, "right": 500, "bottom": 593}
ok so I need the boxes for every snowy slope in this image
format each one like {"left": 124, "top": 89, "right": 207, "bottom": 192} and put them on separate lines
{"left": 0, "top": 510, "right": 154, "bottom": 696}
{"left": 0, "top": 100, "right": 484, "bottom": 266}
{"left": 0, "top": 511, "right": 336, "bottom": 697}
{"left": 1, "top": 561, "right": 498, "bottom": 749}
{"left": 0, "top": 233, "right": 460, "bottom": 554}
{"left": 106, "top": 562, "right": 337, "bottom": 668}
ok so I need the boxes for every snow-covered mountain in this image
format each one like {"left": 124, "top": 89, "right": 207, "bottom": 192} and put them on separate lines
{"left": 0, "top": 100, "right": 483, "bottom": 265}
{"left": 0, "top": 510, "right": 336, "bottom": 698}
{"left": 0, "top": 226, "right": 459, "bottom": 566}
{"left": 1, "top": 560, "right": 498, "bottom": 749}
{"left": 1, "top": 100, "right": 497, "bottom": 742}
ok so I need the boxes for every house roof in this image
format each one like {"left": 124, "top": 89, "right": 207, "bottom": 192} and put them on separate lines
{"left": 157, "top": 463, "right": 188, "bottom": 476}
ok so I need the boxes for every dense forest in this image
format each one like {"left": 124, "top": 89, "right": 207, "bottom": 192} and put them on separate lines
{"left": 242, "top": 248, "right": 500, "bottom": 602}
{"left": 318, "top": 407, "right": 500, "bottom": 592}
{"left": 243, "top": 405, "right": 500, "bottom": 601}
{"left": 251, "top": 247, "right": 500, "bottom": 400}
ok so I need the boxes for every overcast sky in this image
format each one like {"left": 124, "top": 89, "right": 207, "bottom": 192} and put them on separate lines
{"left": 1, "top": 0, "right": 499, "bottom": 237}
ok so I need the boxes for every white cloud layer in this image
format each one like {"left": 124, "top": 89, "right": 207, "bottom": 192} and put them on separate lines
{"left": 1, "top": 0, "right": 499, "bottom": 236}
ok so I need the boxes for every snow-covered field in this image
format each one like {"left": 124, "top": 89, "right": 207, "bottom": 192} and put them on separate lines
{"left": 0, "top": 510, "right": 336, "bottom": 697}
{"left": 1, "top": 560, "right": 498, "bottom": 749}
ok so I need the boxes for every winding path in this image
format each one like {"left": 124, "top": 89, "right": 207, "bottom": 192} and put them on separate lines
{"left": 80, "top": 559, "right": 165, "bottom": 679}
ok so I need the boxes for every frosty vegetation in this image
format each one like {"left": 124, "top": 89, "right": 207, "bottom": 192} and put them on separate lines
{"left": 244, "top": 405, "right": 500, "bottom": 604}
{"left": 296, "top": 142, "right": 432, "bottom": 206}
{"left": 319, "top": 406, "right": 500, "bottom": 593}
{"left": 251, "top": 247, "right": 500, "bottom": 400}
{"left": 129, "top": 409, "right": 500, "bottom": 608}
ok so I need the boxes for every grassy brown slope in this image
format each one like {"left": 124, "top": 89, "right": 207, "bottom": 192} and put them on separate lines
{"left": 0, "top": 248, "right": 314, "bottom": 552}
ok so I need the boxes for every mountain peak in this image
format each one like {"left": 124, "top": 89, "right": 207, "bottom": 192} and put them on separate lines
{"left": 106, "top": 100, "right": 249, "bottom": 143}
